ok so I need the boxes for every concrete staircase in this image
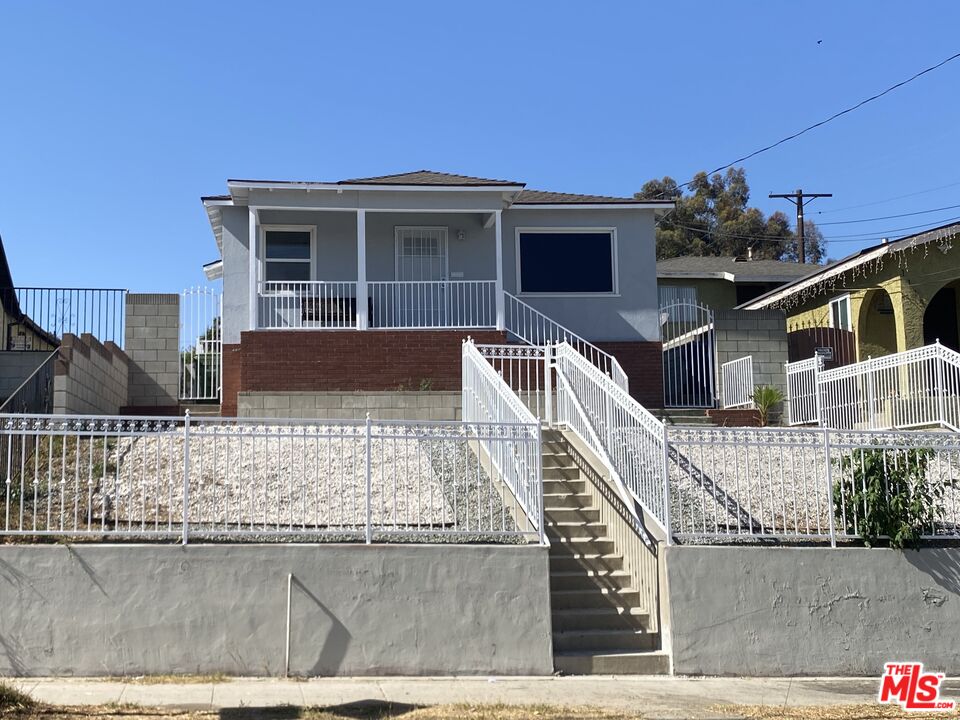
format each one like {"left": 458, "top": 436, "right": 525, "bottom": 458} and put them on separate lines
{"left": 653, "top": 408, "right": 713, "bottom": 426}
{"left": 179, "top": 402, "right": 221, "bottom": 418}
{"left": 543, "top": 431, "right": 669, "bottom": 674}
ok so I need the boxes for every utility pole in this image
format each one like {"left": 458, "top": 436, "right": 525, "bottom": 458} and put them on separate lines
{"left": 769, "top": 189, "right": 832, "bottom": 263}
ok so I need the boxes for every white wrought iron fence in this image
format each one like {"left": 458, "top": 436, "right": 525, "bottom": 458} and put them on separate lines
{"left": 257, "top": 281, "right": 359, "bottom": 330}
{"left": 816, "top": 343, "right": 960, "bottom": 431}
{"left": 179, "top": 286, "right": 222, "bottom": 401}
{"left": 0, "top": 412, "right": 542, "bottom": 544}
{"left": 786, "top": 355, "right": 824, "bottom": 425}
{"left": 503, "top": 292, "right": 629, "bottom": 391}
{"left": 462, "top": 340, "right": 545, "bottom": 542}
{"left": 667, "top": 425, "right": 960, "bottom": 543}
{"left": 553, "top": 342, "right": 668, "bottom": 535}
{"left": 660, "top": 301, "right": 716, "bottom": 408}
{"left": 476, "top": 344, "right": 550, "bottom": 420}
{"left": 368, "top": 280, "right": 497, "bottom": 329}
{"left": 721, "top": 356, "right": 754, "bottom": 409}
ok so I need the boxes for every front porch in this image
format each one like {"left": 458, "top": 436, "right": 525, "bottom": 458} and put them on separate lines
{"left": 248, "top": 210, "right": 506, "bottom": 332}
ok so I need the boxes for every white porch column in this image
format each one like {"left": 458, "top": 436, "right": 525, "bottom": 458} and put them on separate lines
{"left": 248, "top": 206, "right": 258, "bottom": 331}
{"left": 356, "top": 209, "right": 368, "bottom": 330}
{"left": 494, "top": 209, "right": 505, "bottom": 331}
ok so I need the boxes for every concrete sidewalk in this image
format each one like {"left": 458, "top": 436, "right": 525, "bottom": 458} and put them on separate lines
{"left": 9, "top": 675, "right": 914, "bottom": 719}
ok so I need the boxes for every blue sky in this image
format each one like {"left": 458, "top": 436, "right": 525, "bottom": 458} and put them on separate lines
{"left": 1, "top": 1, "right": 959, "bottom": 290}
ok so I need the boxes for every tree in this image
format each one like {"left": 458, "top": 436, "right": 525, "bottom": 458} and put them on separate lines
{"left": 635, "top": 168, "right": 826, "bottom": 263}
{"left": 780, "top": 220, "right": 827, "bottom": 264}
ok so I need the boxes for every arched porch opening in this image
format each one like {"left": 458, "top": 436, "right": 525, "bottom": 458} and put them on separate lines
{"left": 923, "top": 279, "right": 960, "bottom": 351}
{"left": 857, "top": 287, "right": 898, "bottom": 359}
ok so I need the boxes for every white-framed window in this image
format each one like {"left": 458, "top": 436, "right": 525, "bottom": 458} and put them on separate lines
{"left": 829, "top": 294, "right": 852, "bottom": 331}
{"left": 515, "top": 227, "right": 618, "bottom": 295}
{"left": 260, "top": 225, "right": 316, "bottom": 283}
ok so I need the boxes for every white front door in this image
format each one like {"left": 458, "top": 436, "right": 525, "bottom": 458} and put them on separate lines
{"left": 395, "top": 227, "right": 448, "bottom": 326}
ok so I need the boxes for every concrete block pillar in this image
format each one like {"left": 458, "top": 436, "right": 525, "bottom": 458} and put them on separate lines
{"left": 124, "top": 293, "right": 180, "bottom": 409}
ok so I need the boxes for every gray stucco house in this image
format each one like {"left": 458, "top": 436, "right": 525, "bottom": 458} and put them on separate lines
{"left": 200, "top": 170, "right": 673, "bottom": 414}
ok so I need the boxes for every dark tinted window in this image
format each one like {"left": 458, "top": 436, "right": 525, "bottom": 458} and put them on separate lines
{"left": 265, "top": 231, "right": 311, "bottom": 259}
{"left": 265, "top": 262, "right": 311, "bottom": 282}
{"left": 518, "top": 232, "right": 614, "bottom": 293}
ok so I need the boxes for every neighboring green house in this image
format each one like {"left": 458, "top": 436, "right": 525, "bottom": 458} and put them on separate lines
{"left": 739, "top": 220, "right": 960, "bottom": 365}
{"left": 657, "top": 254, "right": 820, "bottom": 310}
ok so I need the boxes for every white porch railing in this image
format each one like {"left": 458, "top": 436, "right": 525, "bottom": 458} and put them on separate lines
{"left": 786, "top": 355, "right": 823, "bottom": 425}
{"left": 368, "top": 280, "right": 496, "bottom": 329}
{"left": 721, "top": 356, "right": 754, "bottom": 409}
{"left": 462, "top": 340, "right": 545, "bottom": 543}
{"left": 503, "top": 292, "right": 629, "bottom": 391}
{"left": 258, "top": 281, "right": 359, "bottom": 329}
{"left": 816, "top": 343, "right": 960, "bottom": 431}
{"left": 553, "top": 342, "right": 668, "bottom": 536}
{"left": 0, "top": 412, "right": 543, "bottom": 544}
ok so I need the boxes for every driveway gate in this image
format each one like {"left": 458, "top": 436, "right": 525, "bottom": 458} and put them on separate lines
{"left": 661, "top": 301, "right": 716, "bottom": 408}
{"left": 179, "top": 286, "right": 222, "bottom": 401}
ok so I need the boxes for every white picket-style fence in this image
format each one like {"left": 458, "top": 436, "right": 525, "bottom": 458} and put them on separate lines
{"left": 721, "top": 356, "right": 754, "bottom": 409}
{"left": 786, "top": 355, "right": 824, "bottom": 425}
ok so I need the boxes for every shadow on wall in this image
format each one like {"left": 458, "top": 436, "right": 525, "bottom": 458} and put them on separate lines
{"left": 290, "top": 575, "right": 352, "bottom": 676}
{"left": 905, "top": 549, "right": 960, "bottom": 598}
{"left": 221, "top": 702, "right": 423, "bottom": 720}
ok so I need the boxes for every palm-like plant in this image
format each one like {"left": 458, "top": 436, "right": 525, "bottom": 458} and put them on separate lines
{"left": 752, "top": 385, "right": 784, "bottom": 427}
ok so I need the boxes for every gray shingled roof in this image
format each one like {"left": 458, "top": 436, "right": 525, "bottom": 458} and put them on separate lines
{"left": 339, "top": 170, "right": 523, "bottom": 186}
{"left": 514, "top": 189, "right": 667, "bottom": 205}
{"left": 657, "top": 256, "right": 822, "bottom": 281}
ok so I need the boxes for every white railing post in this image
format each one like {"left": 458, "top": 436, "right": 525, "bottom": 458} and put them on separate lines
{"left": 364, "top": 412, "right": 373, "bottom": 544}
{"left": 494, "top": 210, "right": 505, "bottom": 331}
{"left": 181, "top": 410, "right": 191, "bottom": 545}
{"left": 248, "top": 207, "right": 258, "bottom": 331}
{"left": 936, "top": 344, "right": 947, "bottom": 427}
{"left": 661, "top": 423, "right": 672, "bottom": 546}
{"left": 823, "top": 427, "right": 836, "bottom": 548}
{"left": 536, "top": 423, "right": 546, "bottom": 546}
{"left": 544, "top": 344, "right": 554, "bottom": 425}
{"left": 357, "top": 210, "right": 368, "bottom": 331}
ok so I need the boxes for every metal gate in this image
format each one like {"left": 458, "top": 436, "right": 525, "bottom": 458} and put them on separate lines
{"left": 179, "top": 286, "right": 222, "bottom": 401}
{"left": 661, "top": 301, "right": 717, "bottom": 408}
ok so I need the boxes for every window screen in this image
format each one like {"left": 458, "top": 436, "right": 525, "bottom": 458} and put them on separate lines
{"left": 264, "top": 230, "right": 311, "bottom": 282}
{"left": 518, "top": 231, "right": 614, "bottom": 293}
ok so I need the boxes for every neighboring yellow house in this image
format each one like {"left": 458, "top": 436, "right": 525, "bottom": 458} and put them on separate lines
{"left": 657, "top": 254, "right": 821, "bottom": 310}
{"left": 740, "top": 221, "right": 960, "bottom": 365}
{"left": 0, "top": 234, "right": 58, "bottom": 351}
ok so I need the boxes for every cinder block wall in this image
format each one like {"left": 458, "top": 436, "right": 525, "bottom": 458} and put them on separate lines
{"left": 0, "top": 352, "right": 52, "bottom": 400}
{"left": 124, "top": 294, "right": 179, "bottom": 409}
{"left": 53, "top": 334, "right": 129, "bottom": 414}
{"left": 714, "top": 309, "right": 788, "bottom": 398}
{"left": 238, "top": 391, "right": 462, "bottom": 421}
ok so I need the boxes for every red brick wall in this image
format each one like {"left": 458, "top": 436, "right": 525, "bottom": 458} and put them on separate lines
{"left": 221, "top": 343, "right": 243, "bottom": 417}
{"left": 236, "top": 330, "right": 507, "bottom": 395}
{"left": 594, "top": 341, "right": 664, "bottom": 409}
{"left": 707, "top": 408, "right": 762, "bottom": 427}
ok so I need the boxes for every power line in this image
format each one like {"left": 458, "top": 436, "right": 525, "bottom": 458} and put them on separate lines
{"left": 815, "top": 179, "right": 960, "bottom": 214}
{"left": 816, "top": 203, "right": 960, "bottom": 225}
{"left": 652, "top": 50, "right": 960, "bottom": 197}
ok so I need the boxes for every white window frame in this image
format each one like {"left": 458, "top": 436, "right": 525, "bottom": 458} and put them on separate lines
{"left": 259, "top": 224, "right": 317, "bottom": 291}
{"left": 394, "top": 226, "right": 450, "bottom": 281}
{"left": 514, "top": 227, "right": 619, "bottom": 297}
{"left": 829, "top": 293, "right": 852, "bottom": 331}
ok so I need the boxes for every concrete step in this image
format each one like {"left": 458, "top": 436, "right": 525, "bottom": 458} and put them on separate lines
{"left": 549, "top": 537, "right": 617, "bottom": 557}
{"left": 543, "top": 492, "right": 593, "bottom": 510}
{"left": 550, "top": 586, "right": 641, "bottom": 610}
{"left": 552, "top": 628, "right": 659, "bottom": 653}
{"left": 554, "top": 650, "right": 670, "bottom": 675}
{"left": 546, "top": 521, "right": 609, "bottom": 540}
{"left": 542, "top": 478, "right": 585, "bottom": 494}
{"left": 543, "top": 467, "right": 583, "bottom": 481}
{"left": 544, "top": 506, "right": 600, "bottom": 524}
{"left": 549, "top": 569, "right": 633, "bottom": 591}
{"left": 180, "top": 403, "right": 221, "bottom": 417}
{"left": 548, "top": 553, "right": 625, "bottom": 573}
{"left": 541, "top": 454, "right": 577, "bottom": 469}
{"left": 551, "top": 606, "right": 648, "bottom": 632}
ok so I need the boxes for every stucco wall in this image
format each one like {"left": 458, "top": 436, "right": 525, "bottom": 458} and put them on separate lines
{"left": 53, "top": 333, "right": 129, "bottom": 414}
{"left": 0, "top": 544, "right": 552, "bottom": 677}
{"left": 0, "top": 351, "right": 51, "bottom": 400}
{"left": 666, "top": 546, "right": 960, "bottom": 676}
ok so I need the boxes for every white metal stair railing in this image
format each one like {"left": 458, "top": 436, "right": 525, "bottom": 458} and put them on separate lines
{"left": 816, "top": 342, "right": 960, "bottom": 431}
{"left": 721, "top": 356, "right": 754, "bottom": 409}
{"left": 552, "top": 342, "right": 669, "bottom": 537}
{"left": 462, "top": 339, "right": 546, "bottom": 543}
{"left": 786, "top": 355, "right": 824, "bottom": 426}
{"left": 503, "top": 291, "right": 629, "bottom": 391}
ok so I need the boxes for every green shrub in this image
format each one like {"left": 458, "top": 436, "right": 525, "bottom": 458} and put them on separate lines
{"left": 0, "top": 682, "right": 34, "bottom": 711}
{"left": 833, "top": 447, "right": 942, "bottom": 549}
{"left": 751, "top": 385, "right": 784, "bottom": 427}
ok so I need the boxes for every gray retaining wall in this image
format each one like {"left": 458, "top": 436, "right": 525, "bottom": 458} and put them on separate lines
{"left": 714, "top": 309, "right": 788, "bottom": 403}
{"left": 0, "top": 351, "right": 52, "bottom": 400}
{"left": 53, "top": 333, "right": 129, "bottom": 414}
{"left": 666, "top": 545, "right": 960, "bottom": 675}
{"left": 0, "top": 544, "right": 552, "bottom": 676}
{"left": 238, "top": 391, "right": 462, "bottom": 421}
{"left": 124, "top": 294, "right": 179, "bottom": 408}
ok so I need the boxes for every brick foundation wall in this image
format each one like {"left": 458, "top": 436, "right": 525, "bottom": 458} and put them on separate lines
{"left": 232, "top": 330, "right": 506, "bottom": 410}
{"left": 706, "top": 408, "right": 762, "bottom": 427}
{"left": 595, "top": 341, "right": 664, "bottom": 409}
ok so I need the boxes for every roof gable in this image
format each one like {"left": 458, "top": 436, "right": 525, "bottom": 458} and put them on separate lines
{"left": 339, "top": 170, "right": 523, "bottom": 186}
